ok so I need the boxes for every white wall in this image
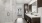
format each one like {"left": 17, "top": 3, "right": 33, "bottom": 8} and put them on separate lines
{"left": 38, "top": 7, "right": 42, "bottom": 23}
{"left": 0, "top": 0, "right": 6, "bottom": 23}
{"left": 24, "top": 0, "right": 30, "bottom": 3}
{"left": 0, "top": 5, "right": 5, "bottom": 23}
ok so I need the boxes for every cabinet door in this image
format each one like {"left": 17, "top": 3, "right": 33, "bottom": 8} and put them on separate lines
{"left": 32, "top": 18, "right": 40, "bottom": 23}
{"left": 37, "top": 0, "right": 42, "bottom": 7}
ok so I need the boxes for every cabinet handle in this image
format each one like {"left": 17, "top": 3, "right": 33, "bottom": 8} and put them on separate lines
{"left": 27, "top": 20, "right": 28, "bottom": 22}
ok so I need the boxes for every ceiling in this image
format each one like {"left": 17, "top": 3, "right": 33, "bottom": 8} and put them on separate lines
{"left": 16, "top": 0, "right": 31, "bottom": 4}
{"left": 0, "top": 0, "right": 37, "bottom": 5}
{"left": 16, "top": 0, "right": 37, "bottom": 5}
{"left": 29, "top": 0, "right": 37, "bottom": 5}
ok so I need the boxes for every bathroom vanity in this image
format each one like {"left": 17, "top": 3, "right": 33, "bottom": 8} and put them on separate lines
{"left": 24, "top": 13, "right": 40, "bottom": 23}
{"left": 24, "top": 0, "right": 40, "bottom": 23}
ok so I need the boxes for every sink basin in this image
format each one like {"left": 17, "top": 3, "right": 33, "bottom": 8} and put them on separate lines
{"left": 34, "top": 15, "right": 38, "bottom": 16}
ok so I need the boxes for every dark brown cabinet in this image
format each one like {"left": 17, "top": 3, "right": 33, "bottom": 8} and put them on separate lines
{"left": 24, "top": 15, "right": 31, "bottom": 23}
{"left": 31, "top": 18, "right": 40, "bottom": 23}
{"left": 37, "top": 0, "right": 42, "bottom": 7}
{"left": 24, "top": 15, "right": 40, "bottom": 23}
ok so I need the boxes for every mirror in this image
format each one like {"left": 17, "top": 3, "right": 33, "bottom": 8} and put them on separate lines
{"left": 29, "top": 4, "right": 32, "bottom": 12}
{"left": 28, "top": 0, "right": 37, "bottom": 13}
{"left": 31, "top": 1, "right": 37, "bottom": 13}
{"left": 24, "top": 0, "right": 38, "bottom": 13}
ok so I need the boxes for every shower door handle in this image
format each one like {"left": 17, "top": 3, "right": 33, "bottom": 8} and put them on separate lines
{"left": 7, "top": 12, "right": 10, "bottom": 16}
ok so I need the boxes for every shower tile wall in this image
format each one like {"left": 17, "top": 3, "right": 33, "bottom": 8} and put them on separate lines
{"left": 0, "top": 0, "right": 13, "bottom": 23}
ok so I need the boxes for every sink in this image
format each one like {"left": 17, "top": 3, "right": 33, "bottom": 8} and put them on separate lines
{"left": 25, "top": 13, "right": 40, "bottom": 18}
{"left": 34, "top": 15, "right": 38, "bottom": 16}
{"left": 31, "top": 13, "right": 39, "bottom": 16}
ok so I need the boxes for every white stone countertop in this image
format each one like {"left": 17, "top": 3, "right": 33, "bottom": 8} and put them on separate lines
{"left": 25, "top": 13, "right": 40, "bottom": 19}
